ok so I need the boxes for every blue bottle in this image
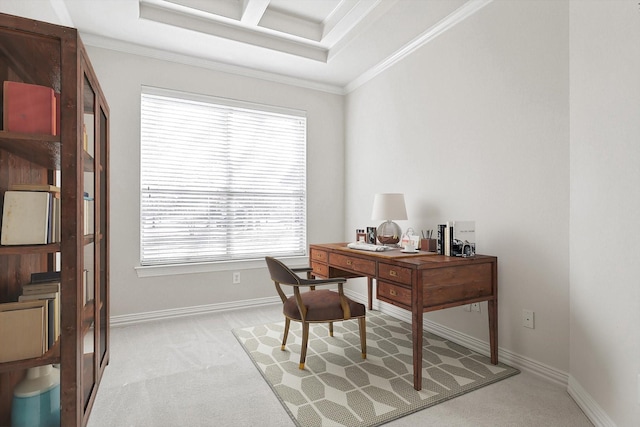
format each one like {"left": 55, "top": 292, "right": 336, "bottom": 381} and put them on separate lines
{"left": 11, "top": 365, "right": 60, "bottom": 427}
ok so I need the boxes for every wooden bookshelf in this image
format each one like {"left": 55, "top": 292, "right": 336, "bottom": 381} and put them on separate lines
{"left": 0, "top": 13, "right": 109, "bottom": 427}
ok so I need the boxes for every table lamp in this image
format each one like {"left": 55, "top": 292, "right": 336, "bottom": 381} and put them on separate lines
{"left": 371, "top": 193, "right": 407, "bottom": 245}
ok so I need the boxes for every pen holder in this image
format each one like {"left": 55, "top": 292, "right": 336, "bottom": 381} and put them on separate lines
{"left": 420, "top": 238, "right": 437, "bottom": 252}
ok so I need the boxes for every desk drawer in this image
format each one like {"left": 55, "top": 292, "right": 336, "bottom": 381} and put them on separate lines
{"left": 329, "top": 253, "right": 375, "bottom": 276}
{"left": 424, "top": 263, "right": 493, "bottom": 308}
{"left": 379, "top": 262, "right": 412, "bottom": 285}
{"left": 377, "top": 281, "right": 411, "bottom": 308}
{"left": 310, "top": 248, "right": 327, "bottom": 263}
{"left": 311, "top": 261, "right": 328, "bottom": 278}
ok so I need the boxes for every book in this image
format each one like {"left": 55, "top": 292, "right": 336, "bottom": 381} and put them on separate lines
{"left": 84, "top": 113, "right": 95, "bottom": 156}
{"left": 0, "top": 301, "right": 46, "bottom": 362}
{"left": 445, "top": 221, "right": 453, "bottom": 256}
{"left": 3, "top": 81, "right": 56, "bottom": 135}
{"left": 52, "top": 196, "right": 61, "bottom": 242}
{"left": 84, "top": 195, "right": 94, "bottom": 234}
{"left": 437, "top": 224, "right": 445, "bottom": 255}
{"left": 451, "top": 220, "right": 476, "bottom": 257}
{"left": 18, "top": 292, "right": 58, "bottom": 301}
{"left": 18, "top": 292, "right": 60, "bottom": 349}
{"left": 8, "top": 183, "right": 60, "bottom": 192}
{"left": 47, "top": 297, "right": 56, "bottom": 349}
{"left": 55, "top": 91, "right": 61, "bottom": 136}
{"left": 22, "top": 281, "right": 60, "bottom": 295}
{"left": 30, "top": 271, "right": 61, "bottom": 283}
{"left": 83, "top": 269, "right": 94, "bottom": 303}
{"left": 1, "top": 191, "right": 51, "bottom": 245}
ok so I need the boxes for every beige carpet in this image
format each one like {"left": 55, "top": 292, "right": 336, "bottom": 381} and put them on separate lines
{"left": 233, "top": 310, "right": 519, "bottom": 427}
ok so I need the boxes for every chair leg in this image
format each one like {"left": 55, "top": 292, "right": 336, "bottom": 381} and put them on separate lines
{"left": 329, "top": 322, "right": 333, "bottom": 337}
{"left": 281, "top": 318, "right": 291, "bottom": 351}
{"left": 358, "top": 316, "right": 367, "bottom": 359}
{"left": 299, "top": 322, "right": 310, "bottom": 369}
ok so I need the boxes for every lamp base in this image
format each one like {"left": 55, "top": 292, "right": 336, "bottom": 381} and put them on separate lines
{"left": 377, "top": 220, "right": 401, "bottom": 246}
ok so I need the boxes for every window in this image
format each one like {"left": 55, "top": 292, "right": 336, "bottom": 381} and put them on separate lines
{"left": 140, "top": 87, "right": 307, "bottom": 266}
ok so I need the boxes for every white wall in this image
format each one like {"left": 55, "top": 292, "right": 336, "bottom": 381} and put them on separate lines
{"left": 85, "top": 47, "right": 345, "bottom": 317}
{"left": 569, "top": 1, "right": 640, "bottom": 425}
{"left": 345, "top": 0, "right": 570, "bottom": 372}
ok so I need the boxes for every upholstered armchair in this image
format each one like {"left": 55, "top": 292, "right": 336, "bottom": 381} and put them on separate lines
{"left": 265, "top": 256, "right": 366, "bottom": 369}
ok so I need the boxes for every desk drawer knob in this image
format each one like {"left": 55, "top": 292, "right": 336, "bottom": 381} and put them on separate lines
{"left": 346, "top": 260, "right": 352, "bottom": 265}
{"left": 389, "top": 270, "right": 397, "bottom": 277}
{"left": 389, "top": 289, "right": 398, "bottom": 296}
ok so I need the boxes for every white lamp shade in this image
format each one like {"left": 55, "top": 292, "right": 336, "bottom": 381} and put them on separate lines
{"left": 371, "top": 193, "right": 408, "bottom": 220}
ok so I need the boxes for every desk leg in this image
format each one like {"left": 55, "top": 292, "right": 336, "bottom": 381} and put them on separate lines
{"left": 488, "top": 299, "right": 498, "bottom": 364}
{"left": 412, "top": 274, "right": 424, "bottom": 391}
{"left": 367, "top": 277, "right": 373, "bottom": 310}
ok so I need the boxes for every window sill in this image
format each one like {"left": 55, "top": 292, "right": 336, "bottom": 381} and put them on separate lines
{"left": 135, "top": 256, "right": 310, "bottom": 278}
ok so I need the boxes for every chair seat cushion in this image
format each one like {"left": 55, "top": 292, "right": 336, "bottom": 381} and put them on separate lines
{"left": 283, "top": 289, "right": 365, "bottom": 322}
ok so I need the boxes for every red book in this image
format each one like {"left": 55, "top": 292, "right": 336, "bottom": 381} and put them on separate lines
{"left": 3, "top": 81, "right": 56, "bottom": 135}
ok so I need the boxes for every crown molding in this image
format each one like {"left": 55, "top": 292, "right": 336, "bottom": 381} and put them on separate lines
{"left": 49, "top": 0, "right": 74, "bottom": 27}
{"left": 80, "top": 32, "right": 346, "bottom": 95}
{"left": 344, "top": 0, "right": 494, "bottom": 94}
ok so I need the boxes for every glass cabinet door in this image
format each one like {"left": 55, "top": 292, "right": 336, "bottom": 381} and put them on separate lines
{"left": 81, "top": 73, "right": 96, "bottom": 412}
{"left": 80, "top": 64, "right": 109, "bottom": 421}
{"left": 98, "top": 106, "right": 108, "bottom": 367}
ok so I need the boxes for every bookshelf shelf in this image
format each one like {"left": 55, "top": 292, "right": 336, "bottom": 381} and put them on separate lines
{"left": 0, "top": 12, "right": 110, "bottom": 427}
{"left": 0, "top": 131, "right": 61, "bottom": 169}
{"left": 0, "top": 243, "right": 60, "bottom": 255}
{"left": 0, "top": 340, "right": 61, "bottom": 374}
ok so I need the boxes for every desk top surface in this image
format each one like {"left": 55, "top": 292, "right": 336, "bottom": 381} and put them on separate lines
{"left": 310, "top": 242, "right": 496, "bottom": 268}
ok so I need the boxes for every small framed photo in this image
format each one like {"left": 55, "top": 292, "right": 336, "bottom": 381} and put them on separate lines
{"left": 366, "top": 227, "right": 377, "bottom": 244}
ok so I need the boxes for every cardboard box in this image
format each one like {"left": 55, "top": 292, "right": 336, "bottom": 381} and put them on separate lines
{"left": 0, "top": 301, "right": 46, "bottom": 362}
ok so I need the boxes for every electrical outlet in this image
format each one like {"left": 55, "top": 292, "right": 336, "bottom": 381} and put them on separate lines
{"left": 463, "top": 304, "right": 471, "bottom": 312}
{"left": 471, "top": 303, "right": 481, "bottom": 312}
{"left": 232, "top": 272, "right": 241, "bottom": 284}
{"left": 522, "top": 309, "right": 534, "bottom": 329}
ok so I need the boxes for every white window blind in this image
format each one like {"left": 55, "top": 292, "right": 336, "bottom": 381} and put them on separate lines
{"left": 140, "top": 88, "right": 307, "bottom": 266}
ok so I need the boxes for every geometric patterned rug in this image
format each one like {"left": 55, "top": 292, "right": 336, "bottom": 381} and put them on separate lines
{"left": 233, "top": 310, "right": 519, "bottom": 427}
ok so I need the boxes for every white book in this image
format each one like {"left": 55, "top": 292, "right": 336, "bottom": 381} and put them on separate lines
{"left": 452, "top": 220, "right": 476, "bottom": 257}
{"left": 1, "top": 191, "right": 51, "bottom": 245}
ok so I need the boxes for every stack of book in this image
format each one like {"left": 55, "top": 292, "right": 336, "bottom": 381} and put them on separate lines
{"left": 437, "top": 221, "right": 476, "bottom": 257}
{"left": 19, "top": 271, "right": 61, "bottom": 350}
{"left": 0, "top": 184, "right": 61, "bottom": 245}
{"left": 0, "top": 271, "right": 60, "bottom": 363}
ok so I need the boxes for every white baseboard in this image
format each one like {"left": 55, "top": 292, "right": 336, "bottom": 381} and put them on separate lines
{"left": 111, "top": 291, "right": 611, "bottom": 427}
{"left": 110, "top": 295, "right": 281, "bottom": 327}
{"left": 568, "top": 375, "right": 617, "bottom": 427}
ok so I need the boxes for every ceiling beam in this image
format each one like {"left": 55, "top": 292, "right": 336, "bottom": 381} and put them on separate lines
{"left": 241, "top": 0, "right": 270, "bottom": 25}
{"left": 140, "top": 1, "right": 328, "bottom": 62}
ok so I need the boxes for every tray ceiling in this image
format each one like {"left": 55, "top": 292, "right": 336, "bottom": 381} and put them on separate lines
{"left": 2, "top": 0, "right": 489, "bottom": 92}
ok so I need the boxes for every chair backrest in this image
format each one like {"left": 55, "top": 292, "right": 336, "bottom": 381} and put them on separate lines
{"left": 265, "top": 256, "right": 302, "bottom": 286}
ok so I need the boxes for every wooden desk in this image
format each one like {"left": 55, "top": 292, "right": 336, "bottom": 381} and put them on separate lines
{"left": 309, "top": 243, "right": 498, "bottom": 391}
